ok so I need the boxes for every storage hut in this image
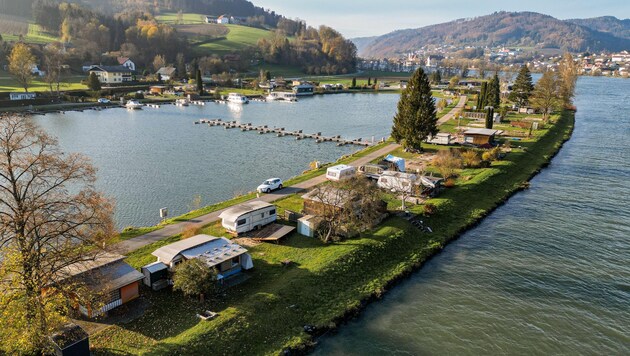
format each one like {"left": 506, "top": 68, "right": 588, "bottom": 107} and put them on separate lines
{"left": 219, "top": 201, "right": 277, "bottom": 235}
{"left": 61, "top": 253, "right": 144, "bottom": 318}
{"left": 297, "top": 215, "right": 323, "bottom": 238}
{"left": 463, "top": 128, "right": 500, "bottom": 145}
{"left": 141, "top": 261, "right": 169, "bottom": 290}
{"left": 49, "top": 323, "right": 90, "bottom": 356}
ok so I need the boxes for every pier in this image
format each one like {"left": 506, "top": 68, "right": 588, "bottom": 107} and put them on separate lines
{"left": 195, "top": 119, "right": 372, "bottom": 147}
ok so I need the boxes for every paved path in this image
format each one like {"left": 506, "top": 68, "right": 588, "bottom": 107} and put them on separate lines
{"left": 115, "top": 143, "right": 401, "bottom": 254}
{"left": 437, "top": 95, "right": 467, "bottom": 125}
{"left": 115, "top": 94, "right": 468, "bottom": 254}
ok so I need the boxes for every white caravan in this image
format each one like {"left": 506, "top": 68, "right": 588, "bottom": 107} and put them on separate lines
{"left": 219, "top": 201, "right": 277, "bottom": 235}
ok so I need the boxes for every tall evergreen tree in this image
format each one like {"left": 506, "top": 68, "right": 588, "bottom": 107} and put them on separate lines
{"left": 391, "top": 67, "right": 437, "bottom": 150}
{"left": 351, "top": 77, "right": 356, "bottom": 88}
{"left": 477, "top": 81, "right": 488, "bottom": 111}
{"left": 86, "top": 72, "right": 101, "bottom": 91}
{"left": 367, "top": 77, "right": 371, "bottom": 86}
{"left": 196, "top": 69, "right": 203, "bottom": 94}
{"left": 490, "top": 72, "right": 501, "bottom": 108}
{"left": 509, "top": 65, "right": 534, "bottom": 107}
{"left": 485, "top": 106, "right": 494, "bottom": 129}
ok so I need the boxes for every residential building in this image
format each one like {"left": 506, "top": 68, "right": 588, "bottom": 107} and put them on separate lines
{"left": 156, "top": 66, "right": 177, "bottom": 81}
{"left": 463, "top": 128, "right": 501, "bottom": 145}
{"left": 88, "top": 65, "right": 133, "bottom": 84}
{"left": 117, "top": 57, "right": 136, "bottom": 71}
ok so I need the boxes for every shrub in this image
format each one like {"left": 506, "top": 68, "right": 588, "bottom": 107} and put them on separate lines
{"left": 423, "top": 203, "right": 436, "bottom": 215}
{"left": 461, "top": 149, "right": 481, "bottom": 168}
{"left": 432, "top": 149, "right": 462, "bottom": 179}
{"left": 444, "top": 178, "right": 456, "bottom": 187}
{"left": 482, "top": 147, "right": 502, "bottom": 161}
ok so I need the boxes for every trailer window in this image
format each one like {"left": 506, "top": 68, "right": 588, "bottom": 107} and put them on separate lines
{"left": 237, "top": 219, "right": 247, "bottom": 226}
{"left": 269, "top": 209, "right": 276, "bottom": 215}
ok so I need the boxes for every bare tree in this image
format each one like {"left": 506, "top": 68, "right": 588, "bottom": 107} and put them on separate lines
{"left": 307, "top": 178, "right": 384, "bottom": 243}
{"left": 557, "top": 52, "right": 578, "bottom": 108}
{"left": 531, "top": 70, "right": 561, "bottom": 121}
{"left": 152, "top": 54, "right": 166, "bottom": 72}
{"left": 0, "top": 115, "right": 115, "bottom": 353}
{"left": 43, "top": 42, "right": 67, "bottom": 95}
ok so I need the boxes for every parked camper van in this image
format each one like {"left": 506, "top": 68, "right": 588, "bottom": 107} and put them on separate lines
{"left": 377, "top": 171, "right": 419, "bottom": 192}
{"left": 358, "top": 164, "right": 386, "bottom": 180}
{"left": 219, "top": 201, "right": 277, "bottom": 235}
{"left": 326, "top": 164, "right": 356, "bottom": 181}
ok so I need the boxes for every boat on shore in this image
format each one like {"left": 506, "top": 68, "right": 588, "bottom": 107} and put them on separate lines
{"left": 175, "top": 98, "right": 189, "bottom": 106}
{"left": 266, "top": 92, "right": 298, "bottom": 102}
{"left": 227, "top": 93, "right": 249, "bottom": 104}
{"left": 125, "top": 100, "right": 143, "bottom": 110}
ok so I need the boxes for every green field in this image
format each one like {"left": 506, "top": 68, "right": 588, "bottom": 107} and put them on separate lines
{"left": 0, "top": 24, "right": 59, "bottom": 44}
{"left": 195, "top": 24, "right": 272, "bottom": 55}
{"left": 0, "top": 73, "right": 86, "bottom": 93}
{"left": 155, "top": 12, "right": 207, "bottom": 25}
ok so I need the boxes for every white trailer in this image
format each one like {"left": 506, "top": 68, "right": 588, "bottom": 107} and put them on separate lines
{"left": 426, "top": 132, "right": 453, "bottom": 145}
{"left": 219, "top": 201, "right": 277, "bottom": 235}
{"left": 377, "top": 171, "right": 419, "bottom": 191}
{"left": 326, "top": 164, "right": 356, "bottom": 181}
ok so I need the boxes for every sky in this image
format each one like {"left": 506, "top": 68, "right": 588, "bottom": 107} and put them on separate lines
{"left": 251, "top": 0, "right": 629, "bottom": 38}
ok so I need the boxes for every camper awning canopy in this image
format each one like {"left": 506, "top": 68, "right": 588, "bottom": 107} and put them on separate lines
{"left": 384, "top": 154, "right": 405, "bottom": 172}
{"left": 152, "top": 234, "right": 216, "bottom": 264}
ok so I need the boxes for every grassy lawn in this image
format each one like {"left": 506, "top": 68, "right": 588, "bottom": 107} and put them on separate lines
{"left": 0, "top": 74, "right": 86, "bottom": 93}
{"left": 1, "top": 24, "right": 59, "bottom": 44}
{"left": 155, "top": 12, "right": 206, "bottom": 25}
{"left": 250, "top": 63, "right": 306, "bottom": 78}
{"left": 195, "top": 25, "right": 272, "bottom": 55}
{"left": 91, "top": 110, "right": 575, "bottom": 355}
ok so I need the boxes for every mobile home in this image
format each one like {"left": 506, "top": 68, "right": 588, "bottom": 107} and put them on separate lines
{"left": 358, "top": 164, "right": 386, "bottom": 180}
{"left": 219, "top": 201, "right": 277, "bottom": 235}
{"left": 426, "top": 132, "right": 454, "bottom": 145}
{"left": 377, "top": 171, "right": 419, "bottom": 192}
{"left": 151, "top": 234, "right": 254, "bottom": 281}
{"left": 326, "top": 164, "right": 356, "bottom": 181}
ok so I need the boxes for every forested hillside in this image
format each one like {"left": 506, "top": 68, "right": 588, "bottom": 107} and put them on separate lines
{"left": 357, "top": 12, "right": 630, "bottom": 58}
{"left": 567, "top": 16, "right": 630, "bottom": 39}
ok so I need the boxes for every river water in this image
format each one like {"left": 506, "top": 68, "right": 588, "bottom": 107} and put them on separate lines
{"left": 34, "top": 93, "right": 399, "bottom": 227}
{"left": 314, "top": 76, "right": 630, "bottom": 354}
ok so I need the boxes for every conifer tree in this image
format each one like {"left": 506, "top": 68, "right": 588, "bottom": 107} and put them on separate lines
{"left": 196, "top": 69, "right": 203, "bottom": 94}
{"left": 477, "top": 81, "right": 488, "bottom": 111}
{"left": 351, "top": 77, "right": 356, "bottom": 88}
{"left": 391, "top": 67, "right": 437, "bottom": 150}
{"left": 86, "top": 72, "right": 101, "bottom": 91}
{"left": 491, "top": 72, "right": 501, "bottom": 108}
{"left": 509, "top": 65, "right": 534, "bottom": 107}
{"left": 367, "top": 77, "right": 371, "bottom": 86}
{"left": 485, "top": 106, "right": 494, "bottom": 129}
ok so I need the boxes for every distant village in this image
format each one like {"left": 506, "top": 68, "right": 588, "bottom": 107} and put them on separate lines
{"left": 359, "top": 46, "right": 630, "bottom": 77}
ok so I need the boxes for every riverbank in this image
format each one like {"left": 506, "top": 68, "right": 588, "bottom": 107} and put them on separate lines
{"left": 90, "top": 109, "right": 574, "bottom": 354}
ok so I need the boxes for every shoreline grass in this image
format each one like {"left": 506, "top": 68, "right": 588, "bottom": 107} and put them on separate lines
{"left": 90, "top": 110, "right": 574, "bottom": 354}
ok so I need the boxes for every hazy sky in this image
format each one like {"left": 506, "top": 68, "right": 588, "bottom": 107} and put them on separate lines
{"left": 251, "top": 0, "right": 628, "bottom": 38}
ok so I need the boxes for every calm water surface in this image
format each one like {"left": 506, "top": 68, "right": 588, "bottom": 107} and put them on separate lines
{"left": 35, "top": 93, "right": 399, "bottom": 227}
{"left": 314, "top": 76, "right": 630, "bottom": 355}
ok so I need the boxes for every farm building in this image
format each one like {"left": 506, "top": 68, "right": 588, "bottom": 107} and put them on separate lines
{"left": 61, "top": 253, "right": 144, "bottom": 318}
{"left": 151, "top": 234, "right": 253, "bottom": 281}
{"left": 219, "top": 201, "right": 277, "bottom": 235}
{"left": 463, "top": 128, "right": 501, "bottom": 145}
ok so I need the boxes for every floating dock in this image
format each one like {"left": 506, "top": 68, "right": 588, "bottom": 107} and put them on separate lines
{"left": 195, "top": 119, "right": 371, "bottom": 147}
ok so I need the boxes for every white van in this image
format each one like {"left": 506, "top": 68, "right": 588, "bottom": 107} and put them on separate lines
{"left": 219, "top": 201, "right": 277, "bottom": 235}
{"left": 326, "top": 164, "right": 356, "bottom": 181}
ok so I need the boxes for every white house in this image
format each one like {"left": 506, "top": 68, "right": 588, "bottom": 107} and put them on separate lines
{"left": 117, "top": 57, "right": 136, "bottom": 71}
{"left": 88, "top": 65, "right": 133, "bottom": 84}
{"left": 9, "top": 92, "right": 37, "bottom": 100}
{"left": 151, "top": 234, "right": 253, "bottom": 281}
{"left": 217, "top": 15, "right": 230, "bottom": 24}
{"left": 156, "top": 66, "right": 176, "bottom": 81}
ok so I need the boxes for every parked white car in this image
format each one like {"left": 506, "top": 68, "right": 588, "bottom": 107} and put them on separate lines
{"left": 257, "top": 178, "right": 283, "bottom": 193}
{"left": 97, "top": 98, "right": 110, "bottom": 104}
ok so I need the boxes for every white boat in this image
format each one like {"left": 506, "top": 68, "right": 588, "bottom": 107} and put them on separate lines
{"left": 266, "top": 92, "right": 297, "bottom": 102}
{"left": 227, "top": 93, "right": 249, "bottom": 104}
{"left": 175, "top": 98, "right": 189, "bottom": 106}
{"left": 125, "top": 100, "right": 143, "bottom": 110}
{"left": 292, "top": 83, "right": 315, "bottom": 96}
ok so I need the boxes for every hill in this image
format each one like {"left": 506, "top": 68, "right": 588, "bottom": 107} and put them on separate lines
{"left": 567, "top": 16, "right": 630, "bottom": 40}
{"left": 358, "top": 12, "right": 630, "bottom": 58}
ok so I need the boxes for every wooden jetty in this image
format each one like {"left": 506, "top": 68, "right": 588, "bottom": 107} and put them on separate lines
{"left": 194, "top": 119, "right": 371, "bottom": 147}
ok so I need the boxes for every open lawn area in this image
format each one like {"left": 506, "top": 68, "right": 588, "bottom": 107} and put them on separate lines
{"left": 0, "top": 74, "right": 86, "bottom": 93}
{"left": 90, "top": 110, "right": 575, "bottom": 355}
{"left": 194, "top": 25, "right": 272, "bottom": 55}
{"left": 0, "top": 24, "right": 59, "bottom": 44}
{"left": 155, "top": 12, "right": 207, "bottom": 25}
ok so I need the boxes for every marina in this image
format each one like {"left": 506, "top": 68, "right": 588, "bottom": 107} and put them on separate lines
{"left": 195, "top": 119, "right": 374, "bottom": 146}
